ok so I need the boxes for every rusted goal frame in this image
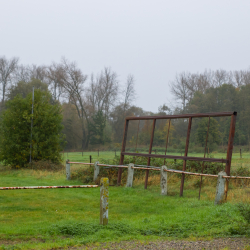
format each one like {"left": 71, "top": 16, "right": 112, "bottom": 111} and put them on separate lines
{"left": 117, "top": 112, "right": 237, "bottom": 196}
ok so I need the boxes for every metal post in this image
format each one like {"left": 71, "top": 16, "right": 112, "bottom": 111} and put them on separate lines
{"left": 225, "top": 112, "right": 237, "bottom": 200}
{"left": 100, "top": 177, "right": 109, "bottom": 225}
{"left": 90, "top": 155, "right": 92, "bottom": 168}
{"left": 199, "top": 117, "right": 210, "bottom": 200}
{"left": 117, "top": 119, "right": 129, "bottom": 185}
{"left": 145, "top": 119, "right": 156, "bottom": 189}
{"left": 29, "top": 86, "right": 34, "bottom": 163}
{"left": 164, "top": 119, "right": 171, "bottom": 165}
{"left": 180, "top": 117, "right": 192, "bottom": 196}
{"left": 66, "top": 159, "right": 70, "bottom": 180}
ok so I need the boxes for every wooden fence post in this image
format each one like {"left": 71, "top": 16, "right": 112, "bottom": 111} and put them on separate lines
{"left": 215, "top": 171, "right": 227, "bottom": 205}
{"left": 94, "top": 161, "right": 100, "bottom": 182}
{"left": 161, "top": 165, "right": 168, "bottom": 195}
{"left": 100, "top": 178, "right": 109, "bottom": 225}
{"left": 126, "top": 163, "right": 134, "bottom": 187}
{"left": 66, "top": 159, "right": 70, "bottom": 180}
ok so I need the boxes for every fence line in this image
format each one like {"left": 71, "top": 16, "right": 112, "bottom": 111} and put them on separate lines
{"left": 68, "top": 161, "right": 250, "bottom": 180}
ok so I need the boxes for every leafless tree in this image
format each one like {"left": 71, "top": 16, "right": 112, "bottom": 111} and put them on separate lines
{"left": 0, "top": 56, "right": 19, "bottom": 107}
{"left": 47, "top": 63, "right": 65, "bottom": 101}
{"left": 170, "top": 72, "right": 190, "bottom": 110}
{"left": 59, "top": 58, "right": 89, "bottom": 149}
{"left": 28, "top": 64, "right": 48, "bottom": 83}
{"left": 14, "top": 64, "right": 30, "bottom": 83}
{"left": 87, "top": 67, "right": 119, "bottom": 117}
{"left": 123, "top": 74, "right": 135, "bottom": 112}
{"left": 242, "top": 70, "right": 250, "bottom": 85}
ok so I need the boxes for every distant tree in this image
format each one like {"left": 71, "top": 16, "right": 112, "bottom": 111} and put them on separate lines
{"left": 87, "top": 67, "right": 119, "bottom": 118}
{"left": 0, "top": 90, "right": 65, "bottom": 168}
{"left": 88, "top": 110, "right": 108, "bottom": 145}
{"left": 59, "top": 58, "right": 89, "bottom": 149}
{"left": 123, "top": 74, "right": 135, "bottom": 113}
{"left": 0, "top": 56, "right": 19, "bottom": 108}
{"left": 7, "top": 79, "right": 49, "bottom": 101}
{"left": 170, "top": 72, "right": 189, "bottom": 110}
{"left": 196, "top": 117, "right": 221, "bottom": 148}
{"left": 61, "top": 103, "right": 82, "bottom": 150}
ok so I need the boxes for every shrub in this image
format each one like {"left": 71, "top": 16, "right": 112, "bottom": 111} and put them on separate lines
{"left": 0, "top": 90, "right": 65, "bottom": 168}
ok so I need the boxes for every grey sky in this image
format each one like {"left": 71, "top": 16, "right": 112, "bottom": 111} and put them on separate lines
{"left": 1, "top": 0, "right": 250, "bottom": 112}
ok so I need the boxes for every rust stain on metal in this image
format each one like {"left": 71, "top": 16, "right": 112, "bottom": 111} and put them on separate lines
{"left": 117, "top": 119, "right": 129, "bottom": 185}
{"left": 199, "top": 116, "right": 210, "bottom": 200}
{"left": 145, "top": 118, "right": 156, "bottom": 189}
{"left": 180, "top": 117, "right": 192, "bottom": 197}
{"left": 164, "top": 119, "right": 171, "bottom": 165}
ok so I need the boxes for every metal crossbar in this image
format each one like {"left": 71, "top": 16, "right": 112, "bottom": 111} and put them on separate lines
{"left": 0, "top": 185, "right": 98, "bottom": 190}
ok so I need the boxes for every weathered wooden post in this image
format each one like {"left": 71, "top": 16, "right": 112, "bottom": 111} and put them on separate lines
{"left": 126, "top": 163, "right": 134, "bottom": 187}
{"left": 161, "top": 165, "right": 168, "bottom": 195}
{"left": 94, "top": 161, "right": 100, "bottom": 182}
{"left": 100, "top": 178, "right": 109, "bottom": 225}
{"left": 215, "top": 171, "right": 227, "bottom": 205}
{"left": 66, "top": 159, "right": 70, "bottom": 180}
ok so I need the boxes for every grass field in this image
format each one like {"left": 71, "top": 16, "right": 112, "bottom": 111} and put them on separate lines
{"left": 63, "top": 151, "right": 250, "bottom": 171}
{"left": 0, "top": 151, "right": 250, "bottom": 249}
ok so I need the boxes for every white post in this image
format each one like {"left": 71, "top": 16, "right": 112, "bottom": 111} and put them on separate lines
{"left": 215, "top": 171, "right": 227, "bottom": 205}
{"left": 94, "top": 161, "right": 100, "bottom": 182}
{"left": 66, "top": 159, "right": 70, "bottom": 180}
{"left": 100, "top": 177, "right": 109, "bottom": 225}
{"left": 126, "top": 163, "right": 134, "bottom": 187}
{"left": 161, "top": 165, "right": 168, "bottom": 195}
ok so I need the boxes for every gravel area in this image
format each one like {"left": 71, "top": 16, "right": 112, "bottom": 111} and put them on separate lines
{"left": 73, "top": 238, "right": 250, "bottom": 250}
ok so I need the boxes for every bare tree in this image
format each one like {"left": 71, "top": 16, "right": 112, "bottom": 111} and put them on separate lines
{"left": 47, "top": 63, "right": 65, "bottom": 101}
{"left": 59, "top": 58, "right": 89, "bottom": 149}
{"left": 14, "top": 64, "right": 30, "bottom": 83}
{"left": 170, "top": 72, "right": 189, "bottom": 110}
{"left": 0, "top": 56, "right": 19, "bottom": 107}
{"left": 123, "top": 74, "right": 135, "bottom": 112}
{"left": 87, "top": 67, "right": 119, "bottom": 117}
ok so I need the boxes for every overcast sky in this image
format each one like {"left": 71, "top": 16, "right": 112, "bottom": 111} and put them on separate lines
{"left": 1, "top": 0, "right": 250, "bottom": 112}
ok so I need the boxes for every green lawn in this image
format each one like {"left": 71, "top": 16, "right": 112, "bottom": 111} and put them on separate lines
{"left": 0, "top": 165, "right": 249, "bottom": 249}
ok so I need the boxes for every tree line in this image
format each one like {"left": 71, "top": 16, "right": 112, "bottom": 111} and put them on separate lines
{"left": 0, "top": 56, "right": 144, "bottom": 150}
{"left": 169, "top": 69, "right": 250, "bottom": 151}
{"left": 1, "top": 55, "right": 250, "bottom": 152}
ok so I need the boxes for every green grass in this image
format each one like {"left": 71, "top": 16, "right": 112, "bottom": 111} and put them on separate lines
{"left": 0, "top": 165, "right": 249, "bottom": 250}
{"left": 63, "top": 151, "right": 118, "bottom": 163}
{"left": 63, "top": 151, "right": 250, "bottom": 171}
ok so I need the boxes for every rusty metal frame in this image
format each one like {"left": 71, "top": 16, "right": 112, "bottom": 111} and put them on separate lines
{"left": 117, "top": 112, "right": 237, "bottom": 196}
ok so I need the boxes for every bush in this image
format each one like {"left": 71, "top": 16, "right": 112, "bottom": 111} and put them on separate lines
{"left": 229, "top": 203, "right": 250, "bottom": 236}
{"left": 28, "top": 160, "right": 64, "bottom": 171}
{"left": 0, "top": 90, "right": 65, "bottom": 168}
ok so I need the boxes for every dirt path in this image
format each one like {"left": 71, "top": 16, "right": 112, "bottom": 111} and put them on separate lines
{"left": 72, "top": 238, "right": 250, "bottom": 250}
